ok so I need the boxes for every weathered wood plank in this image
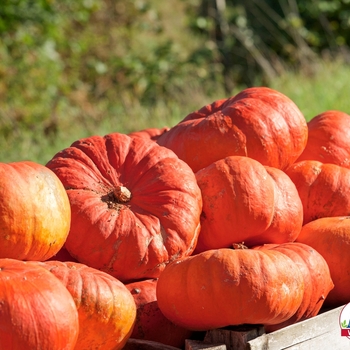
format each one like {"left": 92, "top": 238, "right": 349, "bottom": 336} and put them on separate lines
{"left": 203, "top": 325, "right": 265, "bottom": 350}
{"left": 123, "top": 338, "right": 182, "bottom": 350}
{"left": 185, "top": 339, "right": 227, "bottom": 350}
{"left": 247, "top": 305, "right": 348, "bottom": 349}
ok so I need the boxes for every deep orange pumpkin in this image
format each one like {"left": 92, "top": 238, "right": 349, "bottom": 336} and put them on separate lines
{"left": 296, "top": 110, "right": 350, "bottom": 168}
{"left": 0, "top": 258, "right": 79, "bottom": 350}
{"left": 285, "top": 160, "right": 350, "bottom": 225}
{"left": 32, "top": 260, "right": 136, "bottom": 350}
{"left": 253, "top": 242, "right": 334, "bottom": 332}
{"left": 0, "top": 161, "right": 71, "bottom": 261}
{"left": 194, "top": 156, "right": 303, "bottom": 253}
{"left": 46, "top": 132, "right": 202, "bottom": 283}
{"left": 296, "top": 216, "right": 350, "bottom": 308}
{"left": 156, "top": 248, "right": 304, "bottom": 331}
{"left": 126, "top": 278, "right": 193, "bottom": 348}
{"left": 157, "top": 87, "right": 308, "bottom": 173}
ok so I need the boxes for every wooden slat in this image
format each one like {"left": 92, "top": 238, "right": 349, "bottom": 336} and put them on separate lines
{"left": 203, "top": 325, "right": 264, "bottom": 350}
{"left": 185, "top": 339, "right": 227, "bottom": 350}
{"left": 123, "top": 338, "right": 182, "bottom": 350}
{"left": 247, "top": 305, "right": 348, "bottom": 349}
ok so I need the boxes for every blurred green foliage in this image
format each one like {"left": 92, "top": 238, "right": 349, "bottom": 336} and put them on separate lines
{"left": 187, "top": 0, "right": 350, "bottom": 90}
{"left": 1, "top": 0, "right": 350, "bottom": 163}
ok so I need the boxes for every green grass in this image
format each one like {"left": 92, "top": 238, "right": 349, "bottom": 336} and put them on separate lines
{"left": 270, "top": 58, "right": 350, "bottom": 121}
{"left": 2, "top": 57, "right": 350, "bottom": 165}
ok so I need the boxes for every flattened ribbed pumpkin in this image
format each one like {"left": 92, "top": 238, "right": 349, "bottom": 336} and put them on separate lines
{"left": 46, "top": 132, "right": 202, "bottom": 283}
{"left": 156, "top": 248, "right": 304, "bottom": 331}
{"left": 157, "top": 87, "right": 308, "bottom": 172}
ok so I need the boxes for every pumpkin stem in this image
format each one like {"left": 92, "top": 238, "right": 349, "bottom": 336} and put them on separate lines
{"left": 113, "top": 186, "right": 132, "bottom": 203}
{"left": 232, "top": 242, "right": 248, "bottom": 250}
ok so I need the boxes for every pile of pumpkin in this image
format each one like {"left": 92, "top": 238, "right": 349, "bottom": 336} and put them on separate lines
{"left": 1, "top": 86, "right": 350, "bottom": 350}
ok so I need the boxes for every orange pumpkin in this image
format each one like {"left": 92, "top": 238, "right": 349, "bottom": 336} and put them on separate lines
{"left": 0, "top": 258, "right": 79, "bottom": 350}
{"left": 0, "top": 161, "right": 71, "bottom": 261}
{"left": 46, "top": 132, "right": 202, "bottom": 283}
{"left": 157, "top": 87, "right": 308, "bottom": 172}
{"left": 285, "top": 160, "right": 350, "bottom": 224}
{"left": 126, "top": 278, "right": 193, "bottom": 348}
{"left": 156, "top": 248, "right": 304, "bottom": 330}
{"left": 194, "top": 156, "right": 303, "bottom": 253}
{"left": 296, "top": 110, "right": 350, "bottom": 168}
{"left": 296, "top": 216, "right": 350, "bottom": 308}
{"left": 253, "top": 242, "right": 334, "bottom": 332}
{"left": 33, "top": 260, "right": 136, "bottom": 350}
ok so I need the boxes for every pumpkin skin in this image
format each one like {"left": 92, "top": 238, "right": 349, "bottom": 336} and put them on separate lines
{"left": 128, "top": 127, "right": 170, "bottom": 142}
{"left": 0, "top": 258, "right": 79, "bottom": 350}
{"left": 46, "top": 132, "right": 202, "bottom": 283}
{"left": 126, "top": 279, "right": 193, "bottom": 348}
{"left": 156, "top": 248, "right": 304, "bottom": 331}
{"left": 32, "top": 260, "right": 136, "bottom": 350}
{"left": 296, "top": 110, "right": 350, "bottom": 168}
{"left": 285, "top": 160, "right": 350, "bottom": 225}
{"left": 253, "top": 242, "right": 334, "bottom": 332}
{"left": 0, "top": 161, "right": 71, "bottom": 261}
{"left": 296, "top": 216, "right": 350, "bottom": 308}
{"left": 157, "top": 87, "right": 308, "bottom": 173}
{"left": 194, "top": 156, "right": 303, "bottom": 253}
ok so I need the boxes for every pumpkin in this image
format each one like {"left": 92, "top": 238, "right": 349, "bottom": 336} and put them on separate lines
{"left": 156, "top": 247, "right": 304, "bottom": 331}
{"left": 285, "top": 160, "right": 350, "bottom": 225}
{"left": 128, "top": 127, "right": 170, "bottom": 141}
{"left": 0, "top": 161, "right": 71, "bottom": 261}
{"left": 32, "top": 260, "right": 136, "bottom": 350}
{"left": 253, "top": 242, "right": 334, "bottom": 332}
{"left": 0, "top": 258, "right": 79, "bottom": 350}
{"left": 46, "top": 132, "right": 202, "bottom": 283}
{"left": 126, "top": 278, "right": 193, "bottom": 348}
{"left": 194, "top": 156, "right": 303, "bottom": 253}
{"left": 157, "top": 86, "right": 308, "bottom": 173}
{"left": 296, "top": 110, "right": 350, "bottom": 168}
{"left": 296, "top": 216, "right": 350, "bottom": 308}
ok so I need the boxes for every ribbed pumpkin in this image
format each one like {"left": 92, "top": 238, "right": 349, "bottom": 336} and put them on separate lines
{"left": 0, "top": 258, "right": 79, "bottom": 350}
{"left": 32, "top": 260, "right": 136, "bottom": 350}
{"left": 285, "top": 160, "right": 350, "bottom": 225}
{"left": 0, "top": 161, "right": 71, "bottom": 261}
{"left": 126, "top": 278, "right": 193, "bottom": 348}
{"left": 194, "top": 156, "right": 303, "bottom": 253}
{"left": 296, "top": 216, "right": 350, "bottom": 308}
{"left": 157, "top": 87, "right": 308, "bottom": 173}
{"left": 296, "top": 110, "right": 350, "bottom": 168}
{"left": 46, "top": 132, "right": 202, "bottom": 283}
{"left": 156, "top": 248, "right": 304, "bottom": 331}
{"left": 253, "top": 242, "right": 334, "bottom": 332}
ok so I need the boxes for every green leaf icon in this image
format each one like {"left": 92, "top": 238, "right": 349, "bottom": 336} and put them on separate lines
{"left": 341, "top": 320, "right": 347, "bottom": 328}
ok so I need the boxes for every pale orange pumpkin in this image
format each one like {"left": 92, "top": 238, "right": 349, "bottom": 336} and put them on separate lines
{"left": 0, "top": 161, "right": 71, "bottom": 261}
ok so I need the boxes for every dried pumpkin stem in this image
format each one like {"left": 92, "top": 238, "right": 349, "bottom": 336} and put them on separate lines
{"left": 232, "top": 242, "right": 248, "bottom": 250}
{"left": 113, "top": 186, "right": 132, "bottom": 203}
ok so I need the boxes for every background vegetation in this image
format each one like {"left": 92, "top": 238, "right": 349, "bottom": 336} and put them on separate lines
{"left": 1, "top": 0, "right": 350, "bottom": 164}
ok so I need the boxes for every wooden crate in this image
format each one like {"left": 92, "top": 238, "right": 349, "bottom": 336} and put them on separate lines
{"left": 185, "top": 305, "right": 350, "bottom": 350}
